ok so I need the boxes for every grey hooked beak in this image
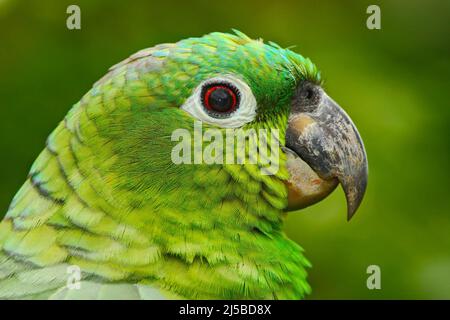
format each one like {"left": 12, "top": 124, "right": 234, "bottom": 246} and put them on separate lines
{"left": 285, "top": 83, "right": 368, "bottom": 220}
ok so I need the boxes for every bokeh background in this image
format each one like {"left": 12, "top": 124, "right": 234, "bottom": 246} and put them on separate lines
{"left": 0, "top": 0, "right": 449, "bottom": 299}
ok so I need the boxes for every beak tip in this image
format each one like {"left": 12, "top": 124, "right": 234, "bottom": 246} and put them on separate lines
{"left": 343, "top": 176, "right": 367, "bottom": 221}
{"left": 347, "top": 206, "right": 357, "bottom": 221}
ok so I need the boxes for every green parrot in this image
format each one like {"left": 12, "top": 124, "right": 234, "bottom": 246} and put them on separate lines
{"left": 0, "top": 31, "right": 367, "bottom": 300}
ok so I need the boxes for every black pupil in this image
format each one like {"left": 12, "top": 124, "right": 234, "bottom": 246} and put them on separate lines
{"left": 209, "top": 88, "right": 233, "bottom": 112}
{"left": 304, "top": 88, "right": 314, "bottom": 100}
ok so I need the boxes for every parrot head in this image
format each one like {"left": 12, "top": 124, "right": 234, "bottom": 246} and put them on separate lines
{"left": 97, "top": 30, "right": 367, "bottom": 221}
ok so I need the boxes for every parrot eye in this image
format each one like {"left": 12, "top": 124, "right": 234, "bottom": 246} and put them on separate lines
{"left": 180, "top": 75, "right": 257, "bottom": 128}
{"left": 201, "top": 83, "right": 240, "bottom": 116}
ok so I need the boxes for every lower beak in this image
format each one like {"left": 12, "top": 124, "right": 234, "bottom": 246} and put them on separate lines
{"left": 285, "top": 90, "right": 368, "bottom": 220}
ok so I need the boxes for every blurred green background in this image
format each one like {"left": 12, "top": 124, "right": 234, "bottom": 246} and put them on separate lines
{"left": 0, "top": 0, "right": 449, "bottom": 299}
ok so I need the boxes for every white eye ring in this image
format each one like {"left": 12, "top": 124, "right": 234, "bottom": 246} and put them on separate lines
{"left": 180, "top": 75, "right": 257, "bottom": 128}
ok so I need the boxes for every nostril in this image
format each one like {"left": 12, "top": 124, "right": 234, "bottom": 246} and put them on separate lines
{"left": 303, "top": 87, "right": 314, "bottom": 100}
{"left": 293, "top": 81, "right": 322, "bottom": 112}
{"left": 302, "top": 85, "right": 319, "bottom": 104}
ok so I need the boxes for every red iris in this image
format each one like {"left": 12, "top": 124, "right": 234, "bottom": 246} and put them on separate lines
{"left": 203, "top": 85, "right": 238, "bottom": 113}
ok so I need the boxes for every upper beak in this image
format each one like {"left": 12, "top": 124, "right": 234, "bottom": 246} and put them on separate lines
{"left": 285, "top": 85, "right": 368, "bottom": 220}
